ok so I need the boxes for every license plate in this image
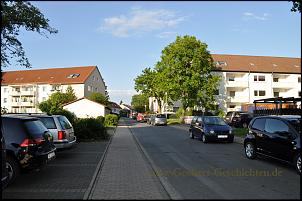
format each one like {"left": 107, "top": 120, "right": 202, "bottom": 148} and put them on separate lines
{"left": 217, "top": 135, "right": 228, "bottom": 138}
{"left": 48, "top": 152, "right": 55, "bottom": 159}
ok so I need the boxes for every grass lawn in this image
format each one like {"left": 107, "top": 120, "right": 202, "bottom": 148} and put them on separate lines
{"left": 232, "top": 127, "right": 248, "bottom": 138}
{"left": 167, "top": 118, "right": 182, "bottom": 125}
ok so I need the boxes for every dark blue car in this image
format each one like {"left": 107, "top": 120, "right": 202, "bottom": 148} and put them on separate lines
{"left": 189, "top": 116, "right": 234, "bottom": 143}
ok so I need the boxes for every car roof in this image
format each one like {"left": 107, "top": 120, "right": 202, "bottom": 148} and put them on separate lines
{"left": 255, "top": 115, "right": 301, "bottom": 120}
{"left": 2, "top": 115, "right": 39, "bottom": 121}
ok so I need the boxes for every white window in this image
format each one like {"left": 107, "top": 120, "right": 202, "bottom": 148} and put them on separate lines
{"left": 4, "top": 98, "right": 7, "bottom": 103}
{"left": 88, "top": 86, "right": 92, "bottom": 91}
{"left": 95, "top": 87, "right": 98, "bottom": 92}
{"left": 43, "top": 86, "right": 47, "bottom": 92}
{"left": 254, "top": 90, "right": 266, "bottom": 96}
{"left": 254, "top": 75, "right": 265, "bottom": 82}
{"left": 228, "top": 77, "right": 235, "bottom": 81}
{"left": 298, "top": 77, "right": 301, "bottom": 83}
{"left": 230, "top": 91, "right": 235, "bottom": 97}
{"left": 3, "top": 88, "right": 7, "bottom": 93}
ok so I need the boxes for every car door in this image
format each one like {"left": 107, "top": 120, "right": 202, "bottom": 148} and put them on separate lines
{"left": 250, "top": 118, "right": 267, "bottom": 154}
{"left": 190, "top": 116, "right": 197, "bottom": 134}
{"left": 194, "top": 117, "right": 203, "bottom": 137}
{"left": 263, "top": 118, "right": 296, "bottom": 160}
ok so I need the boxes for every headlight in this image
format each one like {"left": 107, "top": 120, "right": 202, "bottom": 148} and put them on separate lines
{"left": 229, "top": 130, "right": 232, "bottom": 134}
{"left": 209, "top": 130, "right": 215, "bottom": 134}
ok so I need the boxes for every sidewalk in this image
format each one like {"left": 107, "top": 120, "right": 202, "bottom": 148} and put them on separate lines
{"left": 88, "top": 119, "right": 169, "bottom": 199}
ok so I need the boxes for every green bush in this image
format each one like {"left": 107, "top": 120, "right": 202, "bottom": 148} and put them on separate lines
{"left": 96, "top": 116, "right": 105, "bottom": 125}
{"left": 104, "top": 114, "right": 119, "bottom": 127}
{"left": 73, "top": 118, "right": 108, "bottom": 141}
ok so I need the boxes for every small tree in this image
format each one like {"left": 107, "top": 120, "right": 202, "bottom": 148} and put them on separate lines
{"left": 65, "top": 86, "right": 77, "bottom": 102}
{"left": 89, "top": 92, "right": 108, "bottom": 106}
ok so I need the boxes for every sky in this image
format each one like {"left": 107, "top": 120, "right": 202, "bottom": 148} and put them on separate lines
{"left": 4, "top": 1, "right": 301, "bottom": 104}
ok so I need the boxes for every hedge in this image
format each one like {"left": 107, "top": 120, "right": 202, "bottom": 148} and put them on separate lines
{"left": 104, "top": 114, "right": 119, "bottom": 127}
{"left": 73, "top": 118, "right": 109, "bottom": 141}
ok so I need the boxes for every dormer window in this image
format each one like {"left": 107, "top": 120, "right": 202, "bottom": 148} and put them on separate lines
{"left": 250, "top": 63, "right": 255, "bottom": 66}
{"left": 272, "top": 64, "right": 278, "bottom": 67}
{"left": 67, "top": 74, "right": 80, "bottom": 78}
{"left": 216, "top": 61, "right": 227, "bottom": 66}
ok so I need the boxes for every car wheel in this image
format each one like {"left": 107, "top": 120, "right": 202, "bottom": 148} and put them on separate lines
{"left": 6, "top": 155, "right": 20, "bottom": 185}
{"left": 242, "top": 122, "right": 248, "bottom": 128}
{"left": 189, "top": 131, "right": 194, "bottom": 139}
{"left": 202, "top": 134, "right": 208, "bottom": 143}
{"left": 294, "top": 154, "right": 301, "bottom": 174}
{"left": 245, "top": 142, "right": 257, "bottom": 159}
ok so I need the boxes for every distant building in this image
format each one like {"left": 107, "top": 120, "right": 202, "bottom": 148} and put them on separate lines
{"left": 150, "top": 54, "right": 301, "bottom": 113}
{"left": 1, "top": 66, "right": 107, "bottom": 113}
{"left": 108, "top": 101, "right": 122, "bottom": 115}
{"left": 63, "top": 97, "right": 110, "bottom": 118}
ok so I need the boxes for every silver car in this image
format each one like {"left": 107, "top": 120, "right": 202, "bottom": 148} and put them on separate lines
{"left": 150, "top": 114, "right": 167, "bottom": 126}
{"left": 9, "top": 114, "right": 76, "bottom": 149}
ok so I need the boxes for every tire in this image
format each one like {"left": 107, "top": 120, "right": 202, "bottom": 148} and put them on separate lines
{"left": 245, "top": 142, "right": 257, "bottom": 159}
{"left": 202, "top": 134, "right": 208, "bottom": 143}
{"left": 189, "top": 131, "right": 194, "bottom": 139}
{"left": 294, "top": 154, "right": 301, "bottom": 174}
{"left": 6, "top": 155, "right": 20, "bottom": 185}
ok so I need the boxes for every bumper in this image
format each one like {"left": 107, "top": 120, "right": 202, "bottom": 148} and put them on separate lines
{"left": 155, "top": 121, "right": 167, "bottom": 125}
{"left": 54, "top": 136, "right": 77, "bottom": 149}
{"left": 20, "top": 148, "right": 56, "bottom": 170}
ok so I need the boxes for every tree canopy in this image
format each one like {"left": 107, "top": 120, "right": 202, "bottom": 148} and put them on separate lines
{"left": 1, "top": 1, "right": 58, "bottom": 68}
{"left": 131, "top": 94, "right": 149, "bottom": 113}
{"left": 291, "top": 1, "right": 301, "bottom": 12}
{"left": 89, "top": 92, "right": 109, "bottom": 106}
{"left": 134, "top": 35, "right": 221, "bottom": 114}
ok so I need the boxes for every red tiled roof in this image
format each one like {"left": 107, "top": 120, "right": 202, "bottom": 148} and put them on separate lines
{"left": 1, "top": 66, "right": 97, "bottom": 85}
{"left": 212, "top": 54, "right": 301, "bottom": 74}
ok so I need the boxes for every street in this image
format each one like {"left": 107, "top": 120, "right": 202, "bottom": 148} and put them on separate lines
{"left": 128, "top": 118, "right": 300, "bottom": 199}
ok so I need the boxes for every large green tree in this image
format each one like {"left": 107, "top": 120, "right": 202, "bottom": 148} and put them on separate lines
{"left": 131, "top": 94, "right": 149, "bottom": 113}
{"left": 291, "top": 1, "right": 301, "bottom": 12}
{"left": 156, "top": 35, "right": 221, "bottom": 112}
{"left": 1, "top": 1, "right": 58, "bottom": 68}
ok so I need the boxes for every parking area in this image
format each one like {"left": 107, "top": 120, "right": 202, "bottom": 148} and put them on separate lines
{"left": 2, "top": 141, "right": 109, "bottom": 199}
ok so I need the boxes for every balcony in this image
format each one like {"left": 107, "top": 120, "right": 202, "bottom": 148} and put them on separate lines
{"left": 10, "top": 90, "right": 35, "bottom": 96}
{"left": 225, "top": 81, "right": 248, "bottom": 88}
{"left": 11, "top": 101, "right": 34, "bottom": 107}
{"left": 272, "top": 82, "right": 294, "bottom": 89}
{"left": 226, "top": 95, "right": 249, "bottom": 103}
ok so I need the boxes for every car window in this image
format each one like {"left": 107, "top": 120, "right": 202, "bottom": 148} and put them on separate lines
{"left": 191, "top": 116, "right": 198, "bottom": 124}
{"left": 24, "top": 120, "right": 48, "bottom": 137}
{"left": 264, "top": 118, "right": 289, "bottom": 134}
{"left": 58, "top": 116, "right": 72, "bottom": 129}
{"left": 156, "top": 114, "right": 166, "bottom": 118}
{"left": 197, "top": 117, "right": 203, "bottom": 123}
{"left": 203, "top": 117, "right": 227, "bottom": 126}
{"left": 226, "top": 112, "right": 232, "bottom": 117}
{"left": 288, "top": 118, "right": 301, "bottom": 134}
{"left": 38, "top": 117, "right": 57, "bottom": 129}
{"left": 251, "top": 118, "right": 265, "bottom": 131}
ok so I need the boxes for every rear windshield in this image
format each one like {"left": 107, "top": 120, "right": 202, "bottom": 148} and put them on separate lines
{"left": 24, "top": 120, "right": 48, "bottom": 137}
{"left": 288, "top": 118, "right": 301, "bottom": 134}
{"left": 38, "top": 117, "right": 57, "bottom": 129}
{"left": 156, "top": 114, "right": 166, "bottom": 118}
{"left": 203, "top": 117, "right": 227, "bottom": 126}
{"left": 58, "top": 116, "right": 73, "bottom": 129}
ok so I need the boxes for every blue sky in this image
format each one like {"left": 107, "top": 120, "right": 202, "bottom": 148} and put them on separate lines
{"left": 5, "top": 1, "right": 301, "bottom": 104}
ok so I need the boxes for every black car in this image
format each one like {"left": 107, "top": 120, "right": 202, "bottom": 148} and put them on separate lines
{"left": 2, "top": 116, "right": 56, "bottom": 185}
{"left": 189, "top": 116, "right": 234, "bottom": 143}
{"left": 225, "top": 111, "right": 253, "bottom": 128}
{"left": 244, "top": 115, "right": 301, "bottom": 174}
{"left": 1, "top": 132, "right": 9, "bottom": 190}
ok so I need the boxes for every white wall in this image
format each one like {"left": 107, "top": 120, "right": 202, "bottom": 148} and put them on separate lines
{"left": 63, "top": 98, "right": 106, "bottom": 118}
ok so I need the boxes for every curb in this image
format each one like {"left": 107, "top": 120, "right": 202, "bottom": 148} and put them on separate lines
{"left": 128, "top": 125, "right": 183, "bottom": 200}
{"left": 83, "top": 127, "right": 116, "bottom": 200}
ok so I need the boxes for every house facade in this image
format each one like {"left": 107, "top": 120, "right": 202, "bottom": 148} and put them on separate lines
{"left": 1, "top": 66, "right": 107, "bottom": 113}
{"left": 63, "top": 97, "right": 110, "bottom": 118}
{"left": 149, "top": 54, "right": 301, "bottom": 113}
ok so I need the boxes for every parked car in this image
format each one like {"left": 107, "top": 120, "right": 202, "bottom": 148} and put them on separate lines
{"left": 144, "top": 114, "right": 151, "bottom": 124}
{"left": 244, "top": 115, "right": 301, "bottom": 174}
{"left": 189, "top": 116, "right": 234, "bottom": 143}
{"left": 2, "top": 116, "right": 56, "bottom": 185}
{"left": 150, "top": 114, "right": 167, "bottom": 126}
{"left": 225, "top": 111, "right": 253, "bottom": 128}
{"left": 8, "top": 114, "right": 77, "bottom": 149}
{"left": 136, "top": 113, "right": 145, "bottom": 122}
{"left": 1, "top": 132, "right": 9, "bottom": 190}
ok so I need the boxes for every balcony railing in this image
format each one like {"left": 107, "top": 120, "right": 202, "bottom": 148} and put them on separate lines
{"left": 272, "top": 82, "right": 294, "bottom": 89}
{"left": 225, "top": 80, "right": 248, "bottom": 88}
{"left": 226, "top": 95, "right": 249, "bottom": 103}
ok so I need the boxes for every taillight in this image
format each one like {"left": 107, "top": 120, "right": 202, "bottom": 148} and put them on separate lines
{"left": 58, "top": 131, "right": 66, "bottom": 140}
{"left": 20, "top": 138, "right": 44, "bottom": 147}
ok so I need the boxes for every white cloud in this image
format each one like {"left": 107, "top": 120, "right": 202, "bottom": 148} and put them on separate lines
{"left": 98, "top": 7, "right": 186, "bottom": 37}
{"left": 243, "top": 12, "right": 270, "bottom": 21}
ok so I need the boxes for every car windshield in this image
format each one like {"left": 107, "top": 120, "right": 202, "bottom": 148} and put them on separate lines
{"left": 156, "top": 114, "right": 166, "bottom": 118}
{"left": 38, "top": 117, "right": 57, "bottom": 129}
{"left": 203, "top": 117, "right": 227, "bottom": 126}
{"left": 288, "top": 118, "right": 301, "bottom": 134}
{"left": 24, "top": 120, "right": 48, "bottom": 137}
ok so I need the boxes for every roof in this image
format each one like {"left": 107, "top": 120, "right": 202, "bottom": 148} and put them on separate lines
{"left": 62, "top": 97, "right": 110, "bottom": 109}
{"left": 1, "top": 66, "right": 97, "bottom": 85}
{"left": 108, "top": 101, "right": 122, "bottom": 109}
{"left": 212, "top": 54, "right": 301, "bottom": 74}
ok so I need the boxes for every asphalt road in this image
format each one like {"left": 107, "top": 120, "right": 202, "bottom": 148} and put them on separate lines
{"left": 2, "top": 141, "right": 108, "bottom": 199}
{"left": 128, "top": 119, "right": 300, "bottom": 199}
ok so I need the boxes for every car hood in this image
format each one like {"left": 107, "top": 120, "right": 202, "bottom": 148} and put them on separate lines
{"left": 204, "top": 124, "right": 231, "bottom": 132}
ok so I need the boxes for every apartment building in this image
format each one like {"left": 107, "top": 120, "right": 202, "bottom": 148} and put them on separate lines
{"left": 149, "top": 54, "right": 301, "bottom": 113}
{"left": 1, "top": 66, "right": 107, "bottom": 113}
